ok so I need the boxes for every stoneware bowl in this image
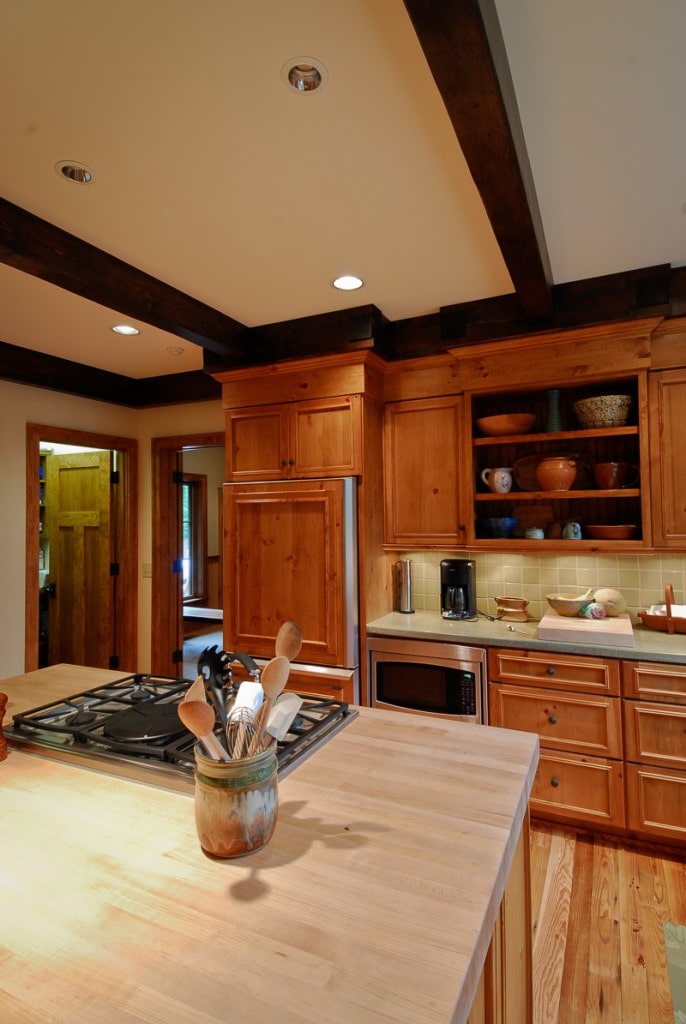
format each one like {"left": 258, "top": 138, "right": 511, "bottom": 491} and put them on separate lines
{"left": 546, "top": 592, "right": 594, "bottom": 616}
{"left": 573, "top": 394, "right": 632, "bottom": 429}
{"left": 585, "top": 524, "right": 637, "bottom": 540}
{"left": 475, "top": 413, "right": 536, "bottom": 437}
{"left": 479, "top": 516, "right": 518, "bottom": 539}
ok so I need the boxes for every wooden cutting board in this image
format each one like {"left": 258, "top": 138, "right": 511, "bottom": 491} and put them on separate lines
{"left": 537, "top": 609, "right": 635, "bottom": 647}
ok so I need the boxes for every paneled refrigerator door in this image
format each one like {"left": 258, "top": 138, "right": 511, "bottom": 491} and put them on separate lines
{"left": 222, "top": 478, "right": 358, "bottom": 669}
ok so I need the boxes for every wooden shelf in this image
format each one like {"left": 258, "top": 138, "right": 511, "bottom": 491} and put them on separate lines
{"left": 473, "top": 425, "right": 638, "bottom": 446}
{"left": 474, "top": 488, "right": 640, "bottom": 502}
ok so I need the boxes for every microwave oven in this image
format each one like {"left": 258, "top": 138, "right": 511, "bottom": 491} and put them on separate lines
{"left": 367, "top": 636, "right": 487, "bottom": 724}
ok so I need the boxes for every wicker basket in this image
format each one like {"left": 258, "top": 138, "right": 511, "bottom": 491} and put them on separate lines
{"left": 638, "top": 584, "right": 686, "bottom": 635}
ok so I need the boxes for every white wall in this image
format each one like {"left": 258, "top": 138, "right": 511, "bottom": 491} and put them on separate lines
{"left": 0, "top": 378, "right": 223, "bottom": 679}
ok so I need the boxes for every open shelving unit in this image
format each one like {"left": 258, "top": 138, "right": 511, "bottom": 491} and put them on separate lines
{"left": 466, "top": 376, "right": 649, "bottom": 550}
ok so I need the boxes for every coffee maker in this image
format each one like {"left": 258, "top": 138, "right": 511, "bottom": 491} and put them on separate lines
{"left": 440, "top": 558, "right": 476, "bottom": 619}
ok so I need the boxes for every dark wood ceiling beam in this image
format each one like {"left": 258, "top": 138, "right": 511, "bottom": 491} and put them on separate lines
{"left": 0, "top": 197, "right": 246, "bottom": 360}
{"left": 0, "top": 339, "right": 219, "bottom": 407}
{"left": 402, "top": 0, "right": 553, "bottom": 321}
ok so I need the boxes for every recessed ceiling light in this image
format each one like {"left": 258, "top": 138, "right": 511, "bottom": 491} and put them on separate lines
{"left": 166, "top": 346, "right": 185, "bottom": 356}
{"left": 333, "top": 275, "right": 364, "bottom": 291}
{"left": 111, "top": 324, "right": 140, "bottom": 336}
{"left": 281, "top": 56, "right": 328, "bottom": 93}
{"left": 55, "top": 160, "right": 94, "bottom": 184}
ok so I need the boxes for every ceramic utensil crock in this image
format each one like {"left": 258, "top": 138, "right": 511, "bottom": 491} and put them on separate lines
{"left": 193, "top": 744, "right": 278, "bottom": 858}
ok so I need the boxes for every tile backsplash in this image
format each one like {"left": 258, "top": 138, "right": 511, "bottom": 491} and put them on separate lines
{"left": 401, "top": 550, "right": 686, "bottom": 623}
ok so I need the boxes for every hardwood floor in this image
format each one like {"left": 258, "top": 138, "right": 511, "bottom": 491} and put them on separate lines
{"left": 530, "top": 820, "right": 686, "bottom": 1023}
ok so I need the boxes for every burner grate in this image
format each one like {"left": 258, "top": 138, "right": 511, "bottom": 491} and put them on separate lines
{"left": 6, "top": 674, "right": 356, "bottom": 780}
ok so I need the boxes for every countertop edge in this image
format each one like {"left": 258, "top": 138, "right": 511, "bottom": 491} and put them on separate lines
{"left": 366, "top": 612, "right": 686, "bottom": 663}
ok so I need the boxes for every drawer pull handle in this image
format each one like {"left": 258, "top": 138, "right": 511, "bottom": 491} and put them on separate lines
{"left": 548, "top": 715, "right": 557, "bottom": 725}
{"left": 550, "top": 777, "right": 559, "bottom": 788}
{"left": 546, "top": 666, "right": 555, "bottom": 676}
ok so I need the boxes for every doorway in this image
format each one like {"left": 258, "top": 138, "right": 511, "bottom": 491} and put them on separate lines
{"left": 25, "top": 424, "right": 138, "bottom": 672}
{"left": 151, "top": 432, "right": 225, "bottom": 677}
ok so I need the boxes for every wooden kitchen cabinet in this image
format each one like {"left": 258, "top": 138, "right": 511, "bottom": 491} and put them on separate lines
{"left": 648, "top": 368, "right": 686, "bottom": 546}
{"left": 468, "top": 819, "right": 532, "bottom": 1024}
{"left": 383, "top": 395, "right": 467, "bottom": 548}
{"left": 622, "top": 659, "right": 686, "bottom": 844}
{"left": 449, "top": 320, "right": 656, "bottom": 550}
{"left": 225, "top": 394, "right": 362, "bottom": 480}
{"left": 489, "top": 648, "right": 626, "bottom": 829}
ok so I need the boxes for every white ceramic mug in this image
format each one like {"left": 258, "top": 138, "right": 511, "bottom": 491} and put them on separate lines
{"left": 480, "top": 467, "right": 513, "bottom": 494}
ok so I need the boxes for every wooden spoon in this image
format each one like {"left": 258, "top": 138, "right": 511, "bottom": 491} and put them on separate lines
{"left": 177, "top": 699, "right": 229, "bottom": 761}
{"left": 183, "top": 674, "right": 207, "bottom": 704}
{"left": 253, "top": 655, "right": 291, "bottom": 749}
{"left": 275, "top": 621, "right": 303, "bottom": 661}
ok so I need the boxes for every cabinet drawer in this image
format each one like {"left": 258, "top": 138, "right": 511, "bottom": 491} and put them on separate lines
{"left": 622, "top": 659, "right": 686, "bottom": 702}
{"left": 625, "top": 763, "right": 686, "bottom": 842}
{"left": 623, "top": 700, "right": 686, "bottom": 769}
{"left": 231, "top": 663, "right": 356, "bottom": 704}
{"left": 491, "top": 684, "right": 623, "bottom": 757}
{"left": 488, "top": 648, "right": 620, "bottom": 695}
{"left": 531, "top": 750, "right": 625, "bottom": 828}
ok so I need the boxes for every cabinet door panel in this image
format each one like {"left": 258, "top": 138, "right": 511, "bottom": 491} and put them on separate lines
{"left": 488, "top": 648, "right": 620, "bottom": 695}
{"left": 223, "top": 480, "right": 351, "bottom": 665}
{"left": 531, "top": 751, "right": 625, "bottom": 827}
{"left": 649, "top": 369, "right": 686, "bottom": 546}
{"left": 384, "top": 396, "right": 464, "bottom": 547}
{"left": 491, "top": 685, "right": 623, "bottom": 757}
{"left": 225, "top": 406, "right": 289, "bottom": 480}
{"left": 624, "top": 700, "right": 686, "bottom": 768}
{"left": 622, "top": 659, "right": 686, "bottom": 702}
{"left": 291, "top": 395, "right": 361, "bottom": 477}
{"left": 625, "top": 763, "right": 686, "bottom": 841}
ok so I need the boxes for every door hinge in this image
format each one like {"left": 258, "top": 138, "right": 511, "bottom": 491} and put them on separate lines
{"left": 172, "top": 470, "right": 183, "bottom": 485}
{"left": 109, "top": 654, "right": 120, "bottom": 670}
{"left": 172, "top": 558, "right": 183, "bottom": 574}
{"left": 110, "top": 469, "right": 120, "bottom": 485}
{"left": 172, "top": 649, "right": 183, "bottom": 664}
{"left": 110, "top": 562, "right": 120, "bottom": 577}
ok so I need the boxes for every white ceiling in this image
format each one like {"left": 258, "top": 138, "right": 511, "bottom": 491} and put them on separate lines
{"left": 1, "top": 0, "right": 685, "bottom": 379}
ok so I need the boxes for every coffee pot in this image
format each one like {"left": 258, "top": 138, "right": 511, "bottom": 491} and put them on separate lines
{"left": 440, "top": 559, "right": 476, "bottom": 619}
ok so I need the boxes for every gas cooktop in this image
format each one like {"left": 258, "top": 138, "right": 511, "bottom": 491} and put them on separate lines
{"left": 5, "top": 673, "right": 356, "bottom": 790}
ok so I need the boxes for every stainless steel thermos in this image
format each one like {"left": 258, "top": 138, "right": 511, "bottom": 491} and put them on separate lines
{"left": 395, "top": 559, "right": 415, "bottom": 614}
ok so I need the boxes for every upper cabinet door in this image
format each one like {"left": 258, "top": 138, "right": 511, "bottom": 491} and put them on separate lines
{"left": 290, "top": 395, "right": 362, "bottom": 478}
{"left": 649, "top": 368, "right": 686, "bottom": 547}
{"left": 225, "top": 405, "right": 290, "bottom": 480}
{"left": 225, "top": 395, "right": 362, "bottom": 481}
{"left": 383, "top": 396, "right": 466, "bottom": 548}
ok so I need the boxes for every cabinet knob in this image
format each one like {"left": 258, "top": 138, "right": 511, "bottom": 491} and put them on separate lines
{"left": 281, "top": 459, "right": 288, "bottom": 467}
{"left": 288, "top": 459, "right": 295, "bottom": 466}
{"left": 550, "top": 777, "right": 559, "bottom": 788}
{"left": 548, "top": 715, "right": 557, "bottom": 725}
{"left": 546, "top": 666, "right": 555, "bottom": 676}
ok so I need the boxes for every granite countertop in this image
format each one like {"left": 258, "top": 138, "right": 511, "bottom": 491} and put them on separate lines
{"left": 0, "top": 665, "right": 538, "bottom": 1024}
{"left": 366, "top": 611, "right": 686, "bottom": 664}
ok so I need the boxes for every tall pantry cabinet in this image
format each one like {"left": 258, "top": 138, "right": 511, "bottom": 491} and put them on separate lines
{"left": 212, "top": 351, "right": 391, "bottom": 701}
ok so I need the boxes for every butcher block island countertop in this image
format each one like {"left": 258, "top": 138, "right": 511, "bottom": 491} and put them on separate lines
{"left": 0, "top": 665, "right": 539, "bottom": 1024}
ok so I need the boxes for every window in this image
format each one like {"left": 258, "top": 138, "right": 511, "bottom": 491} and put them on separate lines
{"left": 182, "top": 475, "right": 207, "bottom": 601}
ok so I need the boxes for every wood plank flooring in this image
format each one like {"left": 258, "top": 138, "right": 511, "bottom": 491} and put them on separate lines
{"left": 530, "top": 820, "right": 686, "bottom": 1023}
